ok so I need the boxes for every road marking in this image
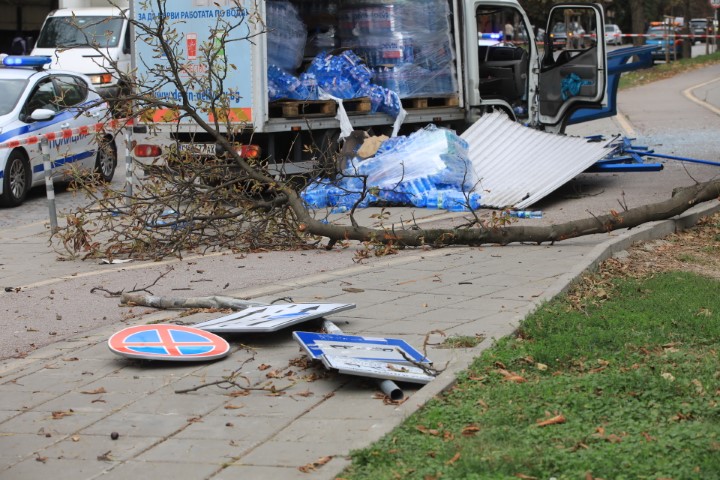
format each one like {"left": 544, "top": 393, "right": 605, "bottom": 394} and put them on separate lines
{"left": 683, "top": 76, "right": 720, "bottom": 116}
{"left": 614, "top": 110, "right": 636, "bottom": 137}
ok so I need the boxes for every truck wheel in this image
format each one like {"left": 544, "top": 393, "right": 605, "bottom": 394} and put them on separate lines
{"left": 1, "top": 150, "right": 30, "bottom": 207}
{"left": 95, "top": 138, "right": 117, "bottom": 182}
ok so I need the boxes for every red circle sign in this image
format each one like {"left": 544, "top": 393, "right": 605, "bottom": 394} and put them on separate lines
{"left": 108, "top": 324, "right": 230, "bottom": 361}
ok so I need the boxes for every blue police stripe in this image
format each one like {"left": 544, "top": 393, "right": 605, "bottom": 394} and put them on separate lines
{"left": 30, "top": 150, "right": 96, "bottom": 174}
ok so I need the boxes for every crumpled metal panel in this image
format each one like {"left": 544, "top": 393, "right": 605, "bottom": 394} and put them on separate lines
{"left": 462, "top": 111, "right": 616, "bottom": 209}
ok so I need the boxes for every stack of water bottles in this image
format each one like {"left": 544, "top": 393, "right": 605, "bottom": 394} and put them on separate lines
{"left": 266, "top": 0, "right": 307, "bottom": 73}
{"left": 300, "top": 125, "right": 482, "bottom": 212}
{"left": 338, "top": 0, "right": 457, "bottom": 98}
{"left": 267, "top": 50, "right": 403, "bottom": 117}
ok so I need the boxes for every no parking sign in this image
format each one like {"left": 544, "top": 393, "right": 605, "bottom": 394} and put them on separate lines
{"left": 108, "top": 324, "right": 230, "bottom": 361}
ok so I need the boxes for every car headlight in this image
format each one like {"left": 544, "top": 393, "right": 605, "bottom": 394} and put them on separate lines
{"left": 89, "top": 73, "right": 114, "bottom": 85}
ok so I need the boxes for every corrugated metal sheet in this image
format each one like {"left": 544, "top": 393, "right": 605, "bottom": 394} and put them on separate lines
{"left": 462, "top": 111, "right": 616, "bottom": 209}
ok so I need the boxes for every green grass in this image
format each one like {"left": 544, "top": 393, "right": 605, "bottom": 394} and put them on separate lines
{"left": 619, "top": 50, "right": 720, "bottom": 90}
{"left": 340, "top": 271, "right": 720, "bottom": 480}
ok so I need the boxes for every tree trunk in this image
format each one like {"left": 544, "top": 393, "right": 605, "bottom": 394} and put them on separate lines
{"left": 293, "top": 180, "right": 720, "bottom": 247}
{"left": 629, "top": 0, "right": 646, "bottom": 46}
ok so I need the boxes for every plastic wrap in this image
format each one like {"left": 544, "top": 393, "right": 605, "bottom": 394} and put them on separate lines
{"left": 266, "top": 0, "right": 307, "bottom": 73}
{"left": 300, "top": 125, "right": 481, "bottom": 211}
{"left": 338, "top": 0, "right": 457, "bottom": 98}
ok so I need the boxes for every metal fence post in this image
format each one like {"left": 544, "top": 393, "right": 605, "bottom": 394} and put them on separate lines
{"left": 41, "top": 137, "right": 58, "bottom": 231}
{"left": 124, "top": 126, "right": 133, "bottom": 206}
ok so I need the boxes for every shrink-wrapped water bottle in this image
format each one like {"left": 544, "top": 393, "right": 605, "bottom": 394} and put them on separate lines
{"left": 509, "top": 210, "right": 543, "bottom": 219}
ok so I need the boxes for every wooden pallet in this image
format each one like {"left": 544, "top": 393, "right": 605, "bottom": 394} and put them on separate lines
{"left": 268, "top": 97, "right": 373, "bottom": 118}
{"left": 401, "top": 96, "right": 460, "bottom": 109}
{"left": 343, "top": 97, "right": 372, "bottom": 114}
{"left": 269, "top": 99, "right": 337, "bottom": 118}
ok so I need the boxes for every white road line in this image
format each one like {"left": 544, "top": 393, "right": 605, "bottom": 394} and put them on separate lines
{"left": 683, "top": 76, "right": 720, "bottom": 116}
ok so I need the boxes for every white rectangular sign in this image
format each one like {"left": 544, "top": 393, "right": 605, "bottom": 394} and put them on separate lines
{"left": 293, "top": 332, "right": 429, "bottom": 364}
{"left": 193, "top": 303, "right": 355, "bottom": 333}
{"left": 322, "top": 355, "right": 435, "bottom": 384}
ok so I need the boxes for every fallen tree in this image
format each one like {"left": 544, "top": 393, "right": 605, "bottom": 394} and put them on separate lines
{"left": 51, "top": 0, "right": 720, "bottom": 260}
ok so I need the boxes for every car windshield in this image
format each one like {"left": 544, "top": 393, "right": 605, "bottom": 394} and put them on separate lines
{"left": 552, "top": 23, "right": 566, "bottom": 33}
{"left": 36, "top": 16, "right": 124, "bottom": 48}
{"left": 0, "top": 79, "right": 28, "bottom": 116}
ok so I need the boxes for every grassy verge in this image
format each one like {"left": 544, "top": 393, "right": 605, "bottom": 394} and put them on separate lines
{"left": 340, "top": 216, "right": 720, "bottom": 479}
{"left": 619, "top": 49, "right": 720, "bottom": 90}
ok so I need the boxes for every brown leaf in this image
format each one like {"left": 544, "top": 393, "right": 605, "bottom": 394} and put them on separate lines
{"left": 257, "top": 363, "right": 272, "bottom": 371}
{"left": 535, "top": 414, "right": 566, "bottom": 427}
{"left": 97, "top": 451, "right": 113, "bottom": 462}
{"left": 294, "top": 389, "right": 314, "bottom": 397}
{"left": 80, "top": 387, "right": 107, "bottom": 395}
{"left": 297, "top": 455, "right": 333, "bottom": 473}
{"left": 461, "top": 425, "right": 480, "bottom": 436}
{"left": 342, "top": 287, "right": 365, "bottom": 293}
{"left": 515, "top": 474, "right": 538, "bottom": 480}
{"left": 51, "top": 410, "right": 74, "bottom": 419}
{"left": 445, "top": 452, "right": 461, "bottom": 465}
{"left": 224, "top": 404, "right": 244, "bottom": 410}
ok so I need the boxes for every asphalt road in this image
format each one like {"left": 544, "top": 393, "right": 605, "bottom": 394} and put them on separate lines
{"left": 0, "top": 63, "right": 719, "bottom": 361}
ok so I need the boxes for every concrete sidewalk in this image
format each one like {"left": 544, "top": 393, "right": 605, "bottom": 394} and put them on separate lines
{"left": 0, "top": 200, "right": 718, "bottom": 480}
{"left": 2, "top": 65, "right": 720, "bottom": 479}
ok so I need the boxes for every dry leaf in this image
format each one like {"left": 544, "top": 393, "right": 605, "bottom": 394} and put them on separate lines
{"left": 80, "top": 387, "right": 107, "bottom": 395}
{"left": 71, "top": 435, "right": 80, "bottom": 442}
{"left": 294, "top": 389, "right": 314, "bottom": 397}
{"left": 298, "top": 455, "right": 333, "bottom": 473}
{"left": 342, "top": 287, "right": 365, "bottom": 293}
{"left": 97, "top": 451, "right": 113, "bottom": 461}
{"left": 535, "top": 414, "right": 566, "bottom": 427}
{"left": 257, "top": 364, "right": 272, "bottom": 371}
{"left": 35, "top": 455, "right": 48, "bottom": 463}
{"left": 445, "top": 452, "right": 461, "bottom": 465}
{"left": 224, "top": 404, "right": 244, "bottom": 410}
{"left": 51, "top": 410, "right": 74, "bottom": 419}
{"left": 515, "top": 474, "right": 538, "bottom": 480}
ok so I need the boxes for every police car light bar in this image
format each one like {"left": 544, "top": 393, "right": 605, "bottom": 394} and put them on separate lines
{"left": 2, "top": 56, "right": 52, "bottom": 68}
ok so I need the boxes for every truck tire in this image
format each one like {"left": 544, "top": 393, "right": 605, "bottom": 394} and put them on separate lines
{"left": 0, "top": 150, "right": 30, "bottom": 207}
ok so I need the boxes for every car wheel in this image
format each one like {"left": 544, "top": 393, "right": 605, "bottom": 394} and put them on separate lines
{"left": 95, "top": 138, "right": 117, "bottom": 182}
{"left": 0, "top": 150, "right": 30, "bottom": 207}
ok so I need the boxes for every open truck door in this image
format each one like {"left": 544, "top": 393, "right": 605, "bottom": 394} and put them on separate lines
{"left": 537, "top": 4, "right": 606, "bottom": 132}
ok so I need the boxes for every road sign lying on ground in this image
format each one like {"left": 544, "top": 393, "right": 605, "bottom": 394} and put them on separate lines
{"left": 322, "top": 355, "right": 435, "bottom": 384}
{"left": 193, "top": 303, "right": 355, "bottom": 333}
{"left": 293, "top": 331, "right": 430, "bottom": 364}
{"left": 108, "top": 324, "right": 230, "bottom": 361}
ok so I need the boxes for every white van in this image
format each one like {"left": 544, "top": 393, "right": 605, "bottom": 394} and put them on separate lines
{"left": 31, "top": 5, "right": 131, "bottom": 101}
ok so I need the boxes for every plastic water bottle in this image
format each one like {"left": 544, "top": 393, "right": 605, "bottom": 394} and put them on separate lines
{"left": 509, "top": 210, "right": 543, "bottom": 219}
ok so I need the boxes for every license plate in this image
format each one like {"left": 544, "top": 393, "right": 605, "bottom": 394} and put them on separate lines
{"left": 178, "top": 143, "right": 216, "bottom": 155}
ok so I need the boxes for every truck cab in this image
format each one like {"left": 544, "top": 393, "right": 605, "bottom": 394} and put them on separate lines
{"left": 463, "top": 1, "right": 607, "bottom": 134}
{"left": 31, "top": 5, "right": 131, "bottom": 101}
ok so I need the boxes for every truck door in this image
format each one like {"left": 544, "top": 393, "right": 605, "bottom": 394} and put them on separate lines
{"left": 537, "top": 4, "right": 606, "bottom": 131}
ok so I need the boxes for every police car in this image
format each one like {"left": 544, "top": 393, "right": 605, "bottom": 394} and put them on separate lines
{"left": 0, "top": 55, "right": 116, "bottom": 207}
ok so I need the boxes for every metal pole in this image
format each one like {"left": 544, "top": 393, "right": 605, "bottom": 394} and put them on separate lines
{"left": 41, "top": 138, "right": 58, "bottom": 231}
{"left": 124, "top": 127, "right": 133, "bottom": 206}
{"left": 321, "top": 319, "right": 405, "bottom": 401}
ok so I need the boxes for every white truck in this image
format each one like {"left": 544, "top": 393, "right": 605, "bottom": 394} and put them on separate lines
{"left": 131, "top": 0, "right": 609, "bottom": 170}
{"left": 31, "top": 0, "right": 131, "bottom": 100}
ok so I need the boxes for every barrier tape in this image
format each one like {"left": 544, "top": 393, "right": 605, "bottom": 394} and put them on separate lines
{"left": 0, "top": 117, "right": 134, "bottom": 150}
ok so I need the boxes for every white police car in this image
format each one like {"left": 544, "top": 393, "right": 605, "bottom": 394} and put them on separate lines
{"left": 0, "top": 55, "right": 116, "bottom": 207}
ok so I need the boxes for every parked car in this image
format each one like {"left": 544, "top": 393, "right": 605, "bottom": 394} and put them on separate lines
{"left": 0, "top": 55, "right": 116, "bottom": 207}
{"left": 604, "top": 23, "right": 623, "bottom": 45}
{"left": 689, "top": 18, "right": 708, "bottom": 44}
{"left": 549, "top": 21, "right": 585, "bottom": 49}
{"left": 645, "top": 25, "right": 683, "bottom": 63}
